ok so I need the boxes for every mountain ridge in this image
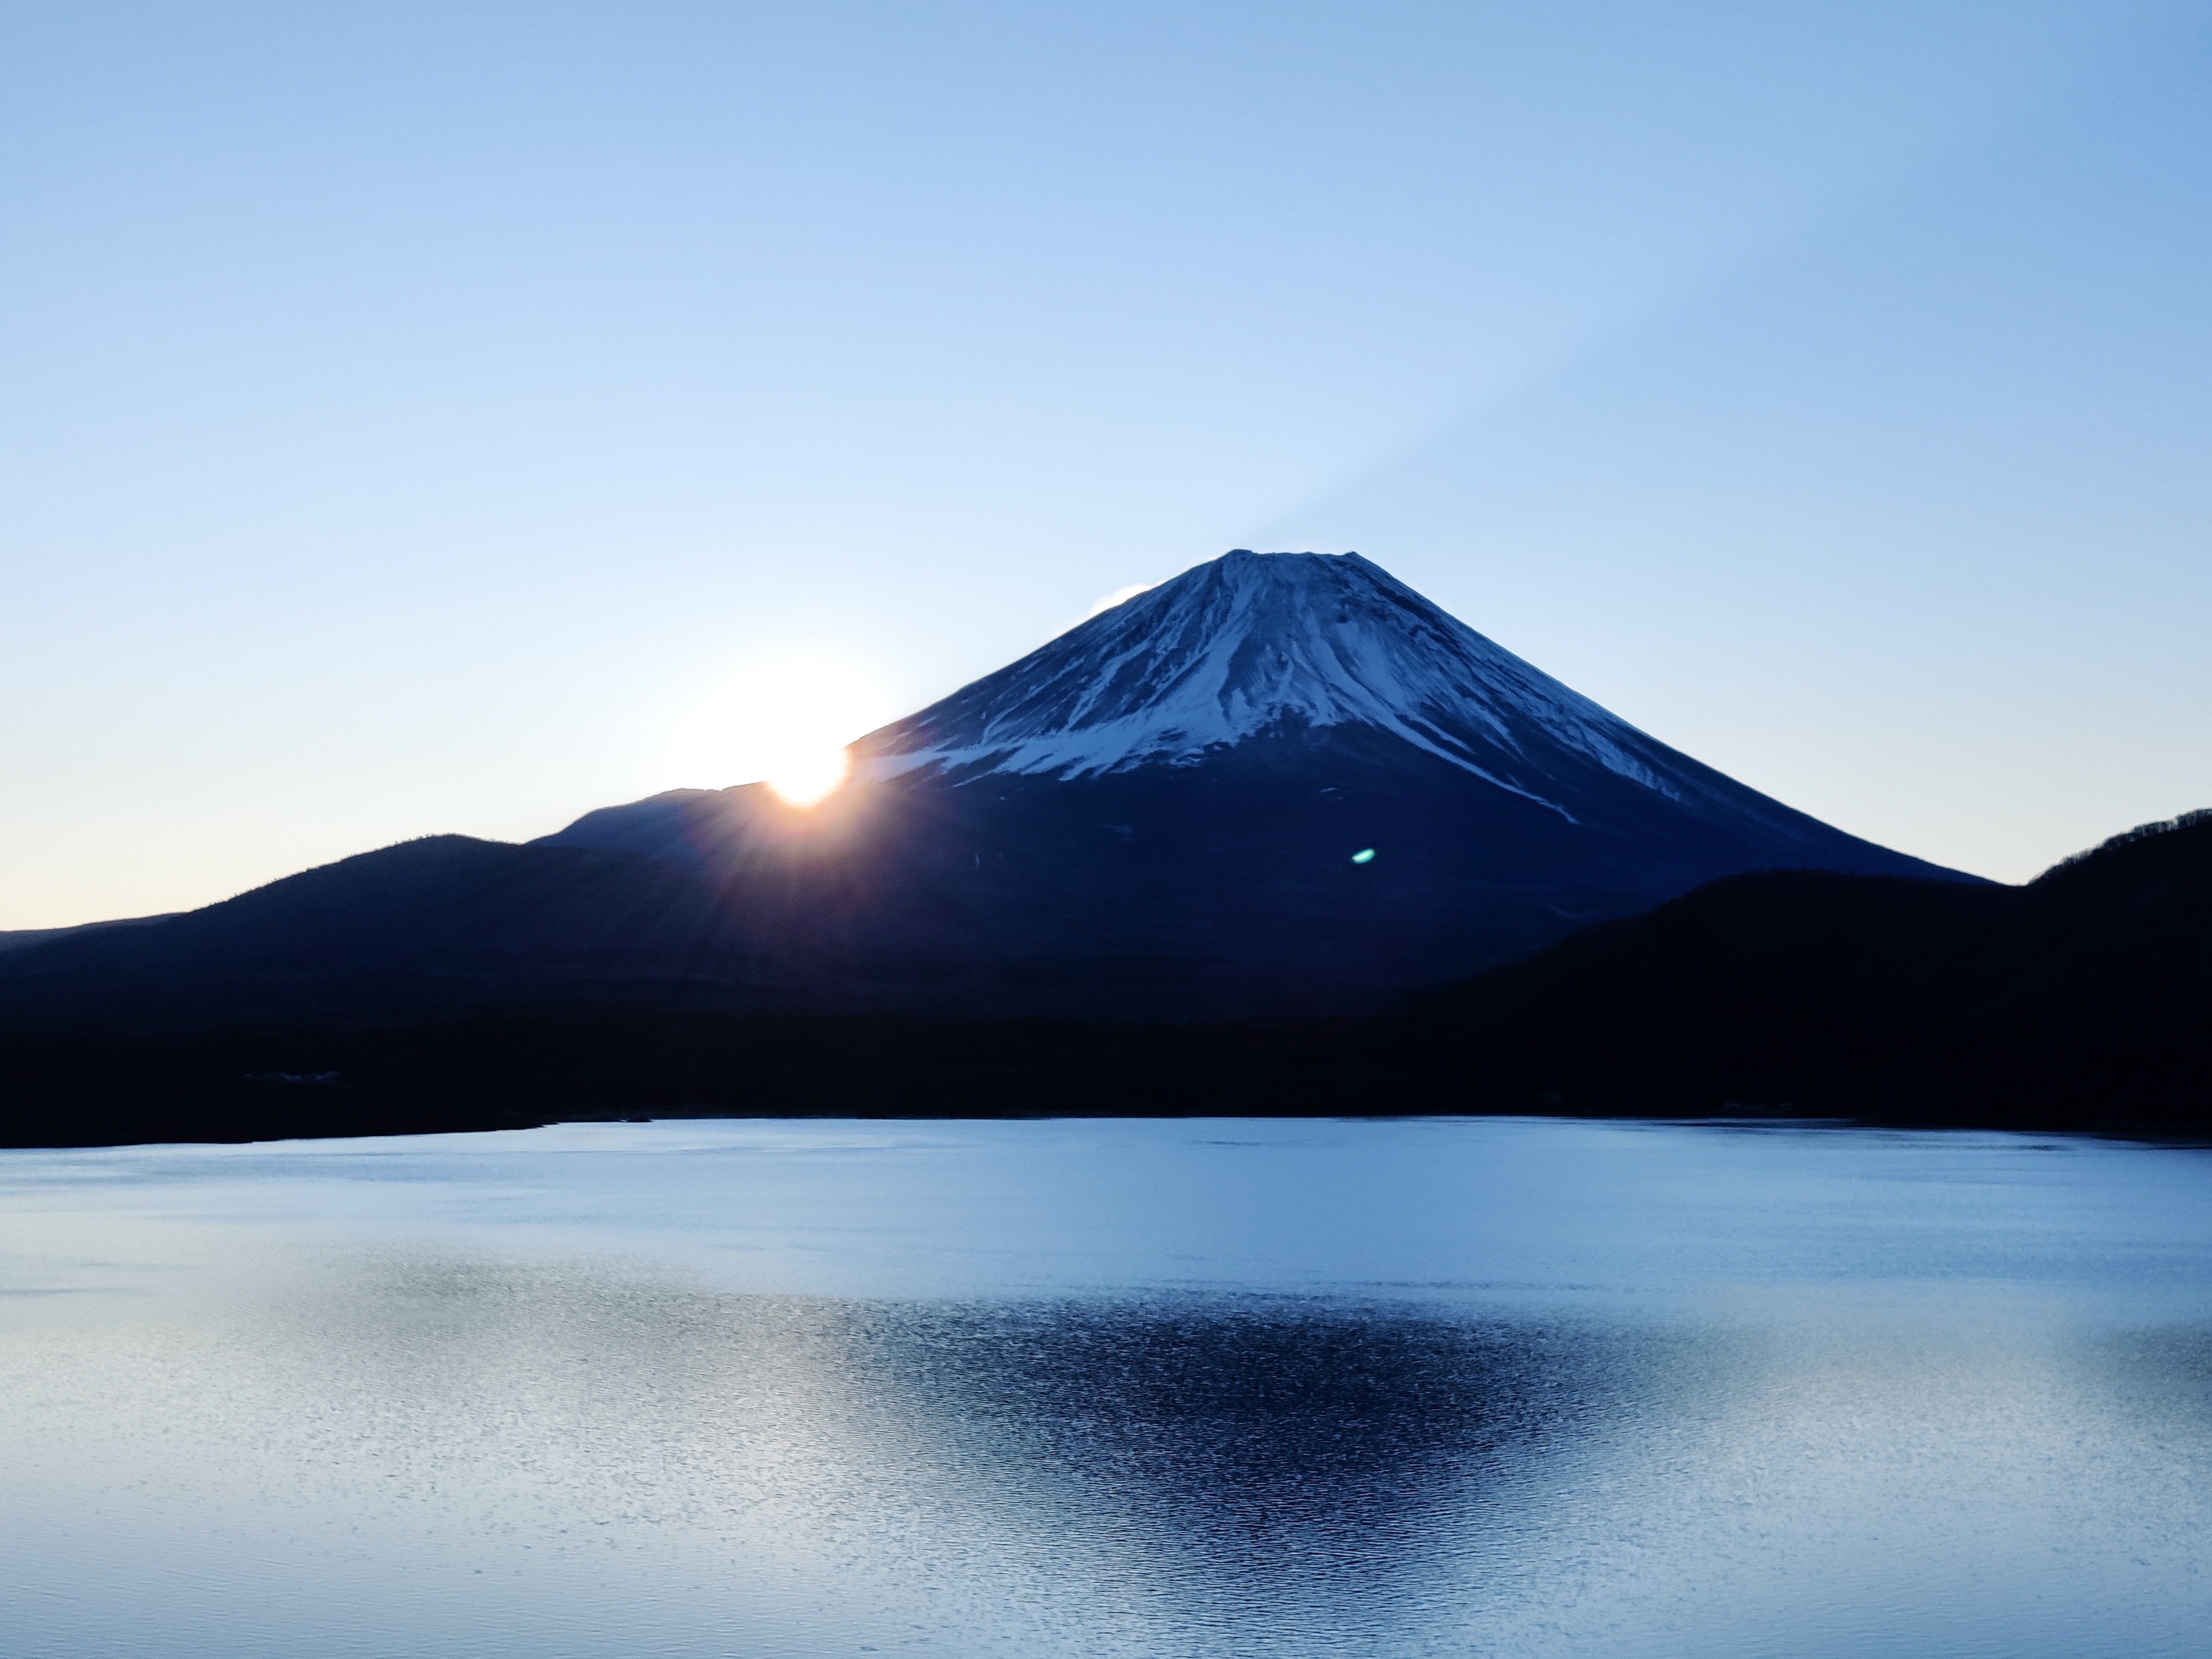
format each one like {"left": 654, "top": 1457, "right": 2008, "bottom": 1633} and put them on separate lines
{"left": 1402, "top": 807, "right": 2212, "bottom": 1121}
{"left": 0, "top": 808, "right": 2199, "bottom": 1146}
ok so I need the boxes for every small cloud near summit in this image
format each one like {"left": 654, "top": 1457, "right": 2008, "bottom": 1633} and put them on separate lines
{"left": 1083, "top": 581, "right": 1156, "bottom": 619}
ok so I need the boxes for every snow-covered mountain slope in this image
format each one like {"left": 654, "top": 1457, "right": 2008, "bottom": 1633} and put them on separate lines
{"left": 854, "top": 550, "right": 1673, "bottom": 819}
{"left": 536, "top": 548, "right": 1976, "bottom": 1016}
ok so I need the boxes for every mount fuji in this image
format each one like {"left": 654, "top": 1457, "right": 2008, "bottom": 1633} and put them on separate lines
{"left": 1, "top": 546, "right": 2054, "bottom": 1141}
{"left": 537, "top": 549, "right": 1973, "bottom": 1016}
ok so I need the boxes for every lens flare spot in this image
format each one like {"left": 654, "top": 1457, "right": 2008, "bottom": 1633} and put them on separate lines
{"left": 1351, "top": 847, "right": 1376, "bottom": 864}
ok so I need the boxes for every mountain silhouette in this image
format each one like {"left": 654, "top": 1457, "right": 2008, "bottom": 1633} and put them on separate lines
{"left": 1403, "top": 807, "right": 2212, "bottom": 1123}
{"left": 17, "top": 546, "right": 2099, "bottom": 1148}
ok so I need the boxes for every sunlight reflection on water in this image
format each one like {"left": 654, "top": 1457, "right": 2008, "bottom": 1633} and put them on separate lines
{"left": 2, "top": 1118, "right": 2209, "bottom": 1657}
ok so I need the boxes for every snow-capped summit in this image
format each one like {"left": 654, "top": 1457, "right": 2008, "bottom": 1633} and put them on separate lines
{"left": 855, "top": 549, "right": 1673, "bottom": 819}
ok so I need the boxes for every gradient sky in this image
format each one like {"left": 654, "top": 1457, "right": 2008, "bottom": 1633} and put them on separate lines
{"left": 5, "top": 1, "right": 2209, "bottom": 928}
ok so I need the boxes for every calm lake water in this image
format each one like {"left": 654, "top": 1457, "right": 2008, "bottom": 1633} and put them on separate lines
{"left": 3, "top": 1117, "right": 2209, "bottom": 1658}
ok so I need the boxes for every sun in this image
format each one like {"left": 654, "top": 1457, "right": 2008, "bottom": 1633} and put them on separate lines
{"left": 661, "top": 650, "right": 897, "bottom": 809}
{"left": 766, "top": 745, "right": 852, "bottom": 807}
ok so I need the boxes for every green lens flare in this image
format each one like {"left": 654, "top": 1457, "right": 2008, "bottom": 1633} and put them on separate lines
{"left": 1351, "top": 848, "right": 1376, "bottom": 864}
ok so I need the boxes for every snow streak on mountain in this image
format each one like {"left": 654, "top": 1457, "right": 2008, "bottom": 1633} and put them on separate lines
{"left": 854, "top": 550, "right": 1672, "bottom": 820}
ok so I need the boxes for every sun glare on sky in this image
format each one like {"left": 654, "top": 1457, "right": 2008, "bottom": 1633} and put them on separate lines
{"left": 765, "top": 745, "right": 851, "bottom": 807}
{"left": 662, "top": 653, "right": 897, "bottom": 809}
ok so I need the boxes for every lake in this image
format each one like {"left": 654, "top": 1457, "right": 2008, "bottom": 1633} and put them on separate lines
{"left": 3, "top": 1117, "right": 2208, "bottom": 1657}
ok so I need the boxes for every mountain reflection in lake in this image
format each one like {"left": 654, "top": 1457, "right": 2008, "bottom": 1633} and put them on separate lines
{"left": 3, "top": 1118, "right": 2209, "bottom": 1658}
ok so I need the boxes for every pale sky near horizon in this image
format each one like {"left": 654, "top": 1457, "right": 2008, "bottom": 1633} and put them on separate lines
{"left": 5, "top": 1, "right": 2210, "bottom": 928}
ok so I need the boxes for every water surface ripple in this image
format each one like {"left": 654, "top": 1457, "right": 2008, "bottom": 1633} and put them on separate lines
{"left": 3, "top": 1118, "right": 2208, "bottom": 1657}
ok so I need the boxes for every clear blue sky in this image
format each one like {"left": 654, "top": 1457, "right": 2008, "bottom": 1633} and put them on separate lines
{"left": 5, "top": 1, "right": 2208, "bottom": 927}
